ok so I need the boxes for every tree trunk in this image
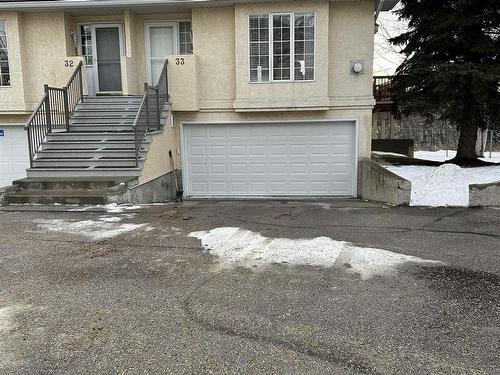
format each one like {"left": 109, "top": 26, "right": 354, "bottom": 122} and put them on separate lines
{"left": 451, "top": 115, "right": 481, "bottom": 166}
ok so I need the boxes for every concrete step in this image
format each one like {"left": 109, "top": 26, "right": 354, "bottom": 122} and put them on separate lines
{"left": 72, "top": 112, "right": 137, "bottom": 119}
{"left": 36, "top": 149, "right": 143, "bottom": 158}
{"left": 27, "top": 167, "right": 142, "bottom": 178}
{"left": 32, "top": 158, "right": 143, "bottom": 168}
{"left": 4, "top": 189, "right": 108, "bottom": 205}
{"left": 13, "top": 177, "right": 133, "bottom": 191}
{"left": 69, "top": 125, "right": 135, "bottom": 132}
{"left": 70, "top": 118, "right": 135, "bottom": 125}
{"left": 83, "top": 96, "right": 142, "bottom": 104}
{"left": 46, "top": 132, "right": 136, "bottom": 141}
{"left": 75, "top": 105, "right": 140, "bottom": 111}
{"left": 41, "top": 140, "right": 150, "bottom": 150}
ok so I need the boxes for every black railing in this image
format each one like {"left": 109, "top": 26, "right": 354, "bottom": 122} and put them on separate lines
{"left": 373, "top": 75, "right": 392, "bottom": 102}
{"left": 25, "top": 61, "right": 84, "bottom": 167}
{"left": 134, "top": 59, "right": 169, "bottom": 167}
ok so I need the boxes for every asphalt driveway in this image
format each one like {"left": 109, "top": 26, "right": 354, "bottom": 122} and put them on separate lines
{"left": 0, "top": 200, "right": 498, "bottom": 374}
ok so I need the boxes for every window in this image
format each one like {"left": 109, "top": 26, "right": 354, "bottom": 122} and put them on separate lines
{"left": 249, "top": 14, "right": 270, "bottom": 82}
{"left": 80, "top": 25, "right": 93, "bottom": 66}
{"left": 0, "top": 21, "right": 10, "bottom": 86}
{"left": 179, "top": 21, "right": 193, "bottom": 54}
{"left": 249, "top": 12, "right": 314, "bottom": 83}
{"left": 294, "top": 12, "right": 315, "bottom": 81}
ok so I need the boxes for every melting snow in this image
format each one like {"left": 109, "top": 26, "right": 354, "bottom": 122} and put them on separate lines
{"left": 386, "top": 164, "right": 500, "bottom": 206}
{"left": 70, "top": 203, "right": 142, "bottom": 213}
{"left": 34, "top": 218, "right": 144, "bottom": 240}
{"left": 189, "top": 227, "right": 441, "bottom": 279}
{"left": 414, "top": 150, "right": 500, "bottom": 163}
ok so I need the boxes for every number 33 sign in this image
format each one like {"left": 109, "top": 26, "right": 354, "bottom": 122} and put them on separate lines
{"left": 175, "top": 57, "right": 185, "bottom": 66}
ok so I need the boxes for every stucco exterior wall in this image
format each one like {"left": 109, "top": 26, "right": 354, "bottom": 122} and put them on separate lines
{"left": 139, "top": 115, "right": 180, "bottom": 184}
{"left": 0, "top": 12, "right": 26, "bottom": 113}
{"left": 234, "top": 2, "right": 330, "bottom": 111}
{"left": 2, "top": 0, "right": 375, "bottom": 159}
{"left": 329, "top": 1, "right": 374, "bottom": 107}
{"left": 20, "top": 13, "right": 72, "bottom": 109}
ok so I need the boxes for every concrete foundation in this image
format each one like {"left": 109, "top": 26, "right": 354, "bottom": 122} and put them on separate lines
{"left": 359, "top": 158, "right": 411, "bottom": 206}
{"left": 469, "top": 181, "right": 500, "bottom": 207}
{"left": 108, "top": 169, "right": 183, "bottom": 204}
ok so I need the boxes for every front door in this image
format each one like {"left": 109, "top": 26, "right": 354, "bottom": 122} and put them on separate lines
{"left": 145, "top": 22, "right": 178, "bottom": 85}
{"left": 94, "top": 25, "right": 123, "bottom": 93}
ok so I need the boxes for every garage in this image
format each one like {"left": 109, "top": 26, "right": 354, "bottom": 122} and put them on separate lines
{"left": 182, "top": 120, "right": 357, "bottom": 198}
{"left": 0, "top": 125, "right": 29, "bottom": 187}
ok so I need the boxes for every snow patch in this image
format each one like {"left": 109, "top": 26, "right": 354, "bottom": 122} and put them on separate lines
{"left": 414, "top": 150, "right": 500, "bottom": 163}
{"left": 189, "top": 227, "right": 441, "bottom": 279}
{"left": 386, "top": 164, "right": 500, "bottom": 206}
{"left": 69, "top": 203, "right": 142, "bottom": 213}
{"left": 372, "top": 151, "right": 408, "bottom": 158}
{"left": 34, "top": 219, "right": 144, "bottom": 240}
{"left": 0, "top": 304, "right": 29, "bottom": 369}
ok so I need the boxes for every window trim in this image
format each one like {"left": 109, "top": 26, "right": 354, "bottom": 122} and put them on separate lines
{"left": 248, "top": 11, "right": 316, "bottom": 84}
{"left": 0, "top": 19, "right": 11, "bottom": 87}
{"left": 144, "top": 20, "right": 193, "bottom": 84}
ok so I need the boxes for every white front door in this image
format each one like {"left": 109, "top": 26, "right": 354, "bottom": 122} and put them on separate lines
{"left": 0, "top": 126, "right": 29, "bottom": 187}
{"left": 79, "top": 24, "right": 123, "bottom": 95}
{"left": 145, "top": 22, "right": 178, "bottom": 85}
{"left": 182, "top": 121, "right": 357, "bottom": 198}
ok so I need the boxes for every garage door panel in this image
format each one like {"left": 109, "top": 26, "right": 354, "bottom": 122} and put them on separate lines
{"left": 183, "top": 121, "right": 355, "bottom": 197}
{"left": 0, "top": 126, "right": 29, "bottom": 187}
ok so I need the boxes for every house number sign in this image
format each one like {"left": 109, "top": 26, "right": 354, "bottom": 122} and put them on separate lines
{"left": 64, "top": 60, "right": 74, "bottom": 67}
{"left": 175, "top": 57, "right": 185, "bottom": 66}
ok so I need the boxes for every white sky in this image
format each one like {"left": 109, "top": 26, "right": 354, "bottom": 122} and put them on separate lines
{"left": 373, "top": 8, "right": 407, "bottom": 75}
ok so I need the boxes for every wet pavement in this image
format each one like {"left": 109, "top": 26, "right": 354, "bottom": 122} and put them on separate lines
{"left": 0, "top": 200, "right": 498, "bottom": 374}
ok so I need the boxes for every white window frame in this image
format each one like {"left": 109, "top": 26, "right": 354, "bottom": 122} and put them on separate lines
{"left": 145, "top": 21, "right": 179, "bottom": 85}
{"left": 248, "top": 11, "right": 316, "bottom": 84}
{"left": 145, "top": 21, "right": 193, "bottom": 84}
{"left": 0, "top": 20, "right": 10, "bottom": 87}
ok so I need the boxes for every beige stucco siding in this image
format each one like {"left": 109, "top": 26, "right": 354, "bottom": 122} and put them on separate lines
{"left": 329, "top": 1, "right": 374, "bottom": 107}
{"left": 191, "top": 7, "right": 236, "bottom": 110}
{"left": 234, "top": 2, "right": 331, "bottom": 111}
{"left": 20, "top": 13, "right": 72, "bottom": 109}
{"left": 0, "top": 12, "right": 26, "bottom": 113}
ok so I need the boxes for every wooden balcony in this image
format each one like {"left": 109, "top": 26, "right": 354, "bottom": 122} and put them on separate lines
{"left": 373, "top": 75, "right": 393, "bottom": 112}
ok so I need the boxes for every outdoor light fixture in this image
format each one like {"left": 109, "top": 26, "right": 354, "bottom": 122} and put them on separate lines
{"left": 350, "top": 60, "right": 364, "bottom": 74}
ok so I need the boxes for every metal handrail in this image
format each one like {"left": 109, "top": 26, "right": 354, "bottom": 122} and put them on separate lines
{"left": 25, "top": 61, "right": 84, "bottom": 167}
{"left": 133, "top": 59, "right": 169, "bottom": 167}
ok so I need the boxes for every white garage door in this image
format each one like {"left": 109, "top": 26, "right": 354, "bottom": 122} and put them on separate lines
{"left": 182, "top": 121, "right": 357, "bottom": 197}
{"left": 0, "top": 126, "right": 29, "bottom": 187}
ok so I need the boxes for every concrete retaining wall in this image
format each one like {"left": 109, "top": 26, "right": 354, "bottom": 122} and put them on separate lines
{"left": 359, "top": 158, "right": 411, "bottom": 205}
{"left": 108, "top": 169, "right": 183, "bottom": 204}
{"left": 469, "top": 181, "right": 500, "bottom": 207}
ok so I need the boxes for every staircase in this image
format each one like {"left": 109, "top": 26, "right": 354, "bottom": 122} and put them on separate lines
{"left": 27, "top": 96, "right": 147, "bottom": 178}
{"left": 3, "top": 60, "right": 169, "bottom": 205}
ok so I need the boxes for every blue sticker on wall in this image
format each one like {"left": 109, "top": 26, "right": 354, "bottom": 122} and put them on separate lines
{"left": 0, "top": 129, "right": 4, "bottom": 137}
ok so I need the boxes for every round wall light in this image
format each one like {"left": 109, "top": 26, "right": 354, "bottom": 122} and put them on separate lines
{"left": 352, "top": 62, "right": 363, "bottom": 73}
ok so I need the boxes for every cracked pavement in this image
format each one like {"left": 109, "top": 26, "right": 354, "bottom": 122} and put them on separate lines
{"left": 0, "top": 200, "right": 498, "bottom": 374}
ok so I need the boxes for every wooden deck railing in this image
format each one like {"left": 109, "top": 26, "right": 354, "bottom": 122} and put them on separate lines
{"left": 373, "top": 76, "right": 393, "bottom": 102}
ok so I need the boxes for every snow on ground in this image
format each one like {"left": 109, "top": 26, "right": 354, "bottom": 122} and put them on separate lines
{"left": 414, "top": 150, "right": 500, "bottom": 163}
{"left": 386, "top": 164, "right": 500, "bottom": 206}
{"left": 189, "top": 227, "right": 441, "bottom": 279}
{"left": 70, "top": 203, "right": 142, "bottom": 213}
{"left": 34, "top": 215, "right": 144, "bottom": 240}
{"left": 372, "top": 151, "right": 409, "bottom": 158}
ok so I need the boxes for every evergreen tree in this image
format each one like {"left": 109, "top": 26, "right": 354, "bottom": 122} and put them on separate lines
{"left": 390, "top": 0, "right": 500, "bottom": 165}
